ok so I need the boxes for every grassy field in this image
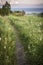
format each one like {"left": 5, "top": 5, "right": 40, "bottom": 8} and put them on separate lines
{"left": 0, "top": 16, "right": 16, "bottom": 65}
{"left": 0, "top": 15, "right": 43, "bottom": 65}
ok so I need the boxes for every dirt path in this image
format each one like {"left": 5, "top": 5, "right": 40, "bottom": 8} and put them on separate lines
{"left": 6, "top": 17, "right": 26, "bottom": 65}
{"left": 3, "top": 17, "right": 26, "bottom": 65}
{"left": 13, "top": 24, "right": 26, "bottom": 65}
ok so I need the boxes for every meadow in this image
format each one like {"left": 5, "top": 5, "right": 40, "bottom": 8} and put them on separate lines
{"left": 0, "top": 15, "right": 43, "bottom": 65}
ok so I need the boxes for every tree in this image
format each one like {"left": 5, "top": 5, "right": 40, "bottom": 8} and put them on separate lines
{"left": 40, "top": 12, "right": 43, "bottom": 17}
{"left": 2, "top": 1, "right": 11, "bottom": 15}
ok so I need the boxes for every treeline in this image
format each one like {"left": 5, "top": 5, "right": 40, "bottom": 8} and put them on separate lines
{"left": 38, "top": 12, "right": 43, "bottom": 17}
{"left": 0, "top": 1, "right": 25, "bottom": 16}
{"left": 13, "top": 10, "right": 25, "bottom": 16}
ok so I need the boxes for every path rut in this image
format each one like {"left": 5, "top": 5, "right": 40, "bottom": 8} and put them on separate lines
{"left": 4, "top": 17, "right": 26, "bottom": 65}
{"left": 14, "top": 25, "right": 26, "bottom": 65}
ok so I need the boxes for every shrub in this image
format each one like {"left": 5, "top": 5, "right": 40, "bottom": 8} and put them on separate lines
{"left": 13, "top": 10, "right": 25, "bottom": 16}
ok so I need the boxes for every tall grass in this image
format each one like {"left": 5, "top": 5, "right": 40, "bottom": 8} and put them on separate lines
{"left": 0, "top": 16, "right": 16, "bottom": 65}
{"left": 8, "top": 15, "right": 43, "bottom": 65}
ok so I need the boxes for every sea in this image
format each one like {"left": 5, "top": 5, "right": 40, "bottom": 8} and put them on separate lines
{"left": 11, "top": 8, "right": 43, "bottom": 14}
{"left": 0, "top": 5, "right": 43, "bottom": 14}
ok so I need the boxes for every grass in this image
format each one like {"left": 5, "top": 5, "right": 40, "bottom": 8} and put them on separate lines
{"left": 0, "top": 16, "right": 16, "bottom": 65}
{"left": 8, "top": 15, "right": 43, "bottom": 65}
{"left": 0, "top": 15, "right": 43, "bottom": 65}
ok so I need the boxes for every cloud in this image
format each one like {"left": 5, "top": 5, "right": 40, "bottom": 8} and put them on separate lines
{"left": 10, "top": 0, "right": 43, "bottom": 8}
{"left": 0, "top": 0, "right": 43, "bottom": 5}
{"left": 0, "top": 0, "right": 11, "bottom": 4}
{"left": 10, "top": 0, "right": 43, "bottom": 5}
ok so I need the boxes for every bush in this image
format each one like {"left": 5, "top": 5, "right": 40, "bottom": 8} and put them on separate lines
{"left": 13, "top": 10, "right": 25, "bottom": 16}
{"left": 38, "top": 12, "right": 43, "bottom": 17}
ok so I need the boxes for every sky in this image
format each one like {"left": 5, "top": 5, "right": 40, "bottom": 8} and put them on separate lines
{"left": 0, "top": 0, "right": 43, "bottom": 8}
{"left": 10, "top": 0, "right": 43, "bottom": 8}
{"left": 10, "top": 0, "right": 43, "bottom": 5}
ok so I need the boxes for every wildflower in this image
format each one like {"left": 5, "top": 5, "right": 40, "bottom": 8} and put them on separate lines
{"left": 9, "top": 27, "right": 11, "bottom": 30}
{"left": 40, "top": 37, "right": 42, "bottom": 41}
{"left": 4, "top": 46, "right": 6, "bottom": 49}
{"left": 0, "top": 37, "right": 1, "bottom": 41}
{"left": 5, "top": 38, "right": 7, "bottom": 40}
{"left": 38, "top": 29, "right": 41, "bottom": 32}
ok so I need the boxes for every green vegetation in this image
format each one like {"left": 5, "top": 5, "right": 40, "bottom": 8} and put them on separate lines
{"left": 38, "top": 12, "right": 43, "bottom": 17}
{"left": 8, "top": 15, "right": 43, "bottom": 65}
{"left": 13, "top": 10, "right": 25, "bottom": 16}
{"left": 0, "top": 1, "right": 25, "bottom": 16}
{"left": 0, "top": 15, "right": 43, "bottom": 65}
{"left": 0, "top": 16, "right": 16, "bottom": 65}
{"left": 0, "top": 1, "right": 11, "bottom": 16}
{"left": 2, "top": 1, "right": 11, "bottom": 15}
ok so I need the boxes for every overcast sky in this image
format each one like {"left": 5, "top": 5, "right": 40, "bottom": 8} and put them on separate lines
{"left": 0, "top": 0, "right": 43, "bottom": 4}
{"left": 0, "top": 0, "right": 43, "bottom": 8}
{"left": 10, "top": 0, "right": 43, "bottom": 5}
